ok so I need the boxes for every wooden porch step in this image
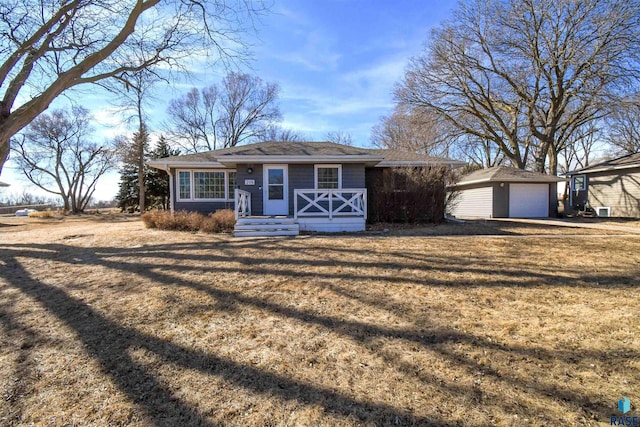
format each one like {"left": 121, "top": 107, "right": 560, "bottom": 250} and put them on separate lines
{"left": 234, "top": 217, "right": 299, "bottom": 237}
{"left": 234, "top": 229, "right": 299, "bottom": 237}
{"left": 236, "top": 217, "right": 296, "bottom": 226}
{"left": 234, "top": 223, "right": 300, "bottom": 231}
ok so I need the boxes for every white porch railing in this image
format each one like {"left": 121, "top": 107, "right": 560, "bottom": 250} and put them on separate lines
{"left": 234, "top": 189, "right": 252, "bottom": 220}
{"left": 294, "top": 188, "right": 367, "bottom": 220}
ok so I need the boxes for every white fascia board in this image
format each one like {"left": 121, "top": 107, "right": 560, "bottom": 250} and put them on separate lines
{"left": 568, "top": 163, "right": 640, "bottom": 175}
{"left": 147, "top": 161, "right": 227, "bottom": 171}
{"left": 451, "top": 176, "right": 565, "bottom": 188}
{"left": 217, "top": 155, "right": 384, "bottom": 165}
{"left": 449, "top": 178, "right": 493, "bottom": 187}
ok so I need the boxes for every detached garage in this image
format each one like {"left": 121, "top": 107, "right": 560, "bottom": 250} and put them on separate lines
{"left": 449, "top": 166, "right": 564, "bottom": 219}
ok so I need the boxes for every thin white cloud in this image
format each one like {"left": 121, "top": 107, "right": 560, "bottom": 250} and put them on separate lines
{"left": 270, "top": 30, "right": 342, "bottom": 72}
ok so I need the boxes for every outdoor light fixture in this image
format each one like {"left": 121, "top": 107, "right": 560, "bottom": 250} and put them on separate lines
{"left": 247, "top": 167, "right": 253, "bottom": 174}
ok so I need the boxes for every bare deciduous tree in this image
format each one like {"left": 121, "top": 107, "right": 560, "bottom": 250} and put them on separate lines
{"left": 11, "top": 107, "right": 116, "bottom": 212}
{"left": 605, "top": 95, "right": 640, "bottom": 155}
{"left": 397, "top": 0, "right": 640, "bottom": 174}
{"left": 371, "top": 104, "right": 453, "bottom": 157}
{"left": 110, "top": 69, "right": 162, "bottom": 212}
{"left": 166, "top": 72, "right": 281, "bottom": 152}
{"left": 261, "top": 125, "right": 305, "bottom": 142}
{"left": 558, "top": 123, "right": 600, "bottom": 173}
{"left": 325, "top": 131, "right": 353, "bottom": 146}
{"left": 0, "top": 0, "right": 267, "bottom": 174}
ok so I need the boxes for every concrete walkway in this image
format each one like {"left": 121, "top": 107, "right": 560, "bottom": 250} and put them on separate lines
{"left": 487, "top": 217, "right": 640, "bottom": 234}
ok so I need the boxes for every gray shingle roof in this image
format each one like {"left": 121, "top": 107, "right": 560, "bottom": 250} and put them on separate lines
{"left": 150, "top": 140, "right": 465, "bottom": 167}
{"left": 367, "top": 148, "right": 465, "bottom": 165}
{"left": 567, "top": 152, "right": 640, "bottom": 174}
{"left": 216, "top": 141, "right": 376, "bottom": 156}
{"left": 453, "top": 166, "right": 565, "bottom": 187}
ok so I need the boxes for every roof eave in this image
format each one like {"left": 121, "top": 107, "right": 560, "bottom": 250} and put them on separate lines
{"left": 566, "top": 163, "right": 640, "bottom": 175}
{"left": 147, "top": 160, "right": 227, "bottom": 171}
{"left": 375, "top": 160, "right": 467, "bottom": 168}
{"left": 451, "top": 176, "right": 566, "bottom": 187}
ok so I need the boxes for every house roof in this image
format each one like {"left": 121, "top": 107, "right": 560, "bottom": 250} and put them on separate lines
{"left": 0, "top": 181, "right": 9, "bottom": 187}
{"left": 367, "top": 148, "right": 466, "bottom": 167}
{"left": 566, "top": 152, "right": 640, "bottom": 175}
{"left": 451, "top": 166, "right": 565, "bottom": 187}
{"left": 148, "top": 141, "right": 466, "bottom": 170}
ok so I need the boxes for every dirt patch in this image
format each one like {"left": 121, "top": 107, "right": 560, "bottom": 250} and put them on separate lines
{"left": 0, "top": 216, "right": 638, "bottom": 426}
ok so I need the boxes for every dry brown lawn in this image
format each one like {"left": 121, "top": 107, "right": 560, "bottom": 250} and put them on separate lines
{"left": 0, "top": 214, "right": 639, "bottom": 426}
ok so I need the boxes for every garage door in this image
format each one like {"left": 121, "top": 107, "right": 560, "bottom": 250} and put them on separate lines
{"left": 509, "top": 184, "right": 549, "bottom": 218}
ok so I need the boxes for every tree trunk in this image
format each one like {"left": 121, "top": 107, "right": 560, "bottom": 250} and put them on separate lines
{"left": 0, "top": 136, "right": 8, "bottom": 175}
{"left": 548, "top": 148, "right": 558, "bottom": 176}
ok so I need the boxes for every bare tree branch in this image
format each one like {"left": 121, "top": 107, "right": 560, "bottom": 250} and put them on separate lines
{"left": 0, "top": 0, "right": 269, "bottom": 173}
{"left": 165, "top": 72, "right": 280, "bottom": 152}
{"left": 396, "top": 0, "right": 640, "bottom": 174}
{"left": 10, "top": 106, "right": 116, "bottom": 212}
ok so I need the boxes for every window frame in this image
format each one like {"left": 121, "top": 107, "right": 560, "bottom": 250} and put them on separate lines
{"left": 176, "top": 169, "right": 237, "bottom": 201}
{"left": 314, "top": 164, "right": 342, "bottom": 189}
{"left": 572, "top": 174, "right": 586, "bottom": 191}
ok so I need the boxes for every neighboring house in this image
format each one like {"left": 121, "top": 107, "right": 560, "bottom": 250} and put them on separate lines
{"left": 449, "top": 166, "right": 564, "bottom": 219}
{"left": 148, "top": 141, "right": 465, "bottom": 236}
{"left": 0, "top": 181, "right": 9, "bottom": 187}
{"left": 565, "top": 152, "right": 640, "bottom": 217}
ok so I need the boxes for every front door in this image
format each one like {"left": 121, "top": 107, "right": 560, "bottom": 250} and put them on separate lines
{"left": 263, "top": 165, "right": 289, "bottom": 215}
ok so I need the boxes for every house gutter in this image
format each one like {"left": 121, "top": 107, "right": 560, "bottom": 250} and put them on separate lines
{"left": 450, "top": 176, "right": 566, "bottom": 188}
{"left": 147, "top": 160, "right": 226, "bottom": 170}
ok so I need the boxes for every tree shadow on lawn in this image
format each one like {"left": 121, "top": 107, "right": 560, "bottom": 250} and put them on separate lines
{"left": 1, "top": 238, "right": 637, "bottom": 425}
{"left": 1, "top": 252, "right": 449, "bottom": 426}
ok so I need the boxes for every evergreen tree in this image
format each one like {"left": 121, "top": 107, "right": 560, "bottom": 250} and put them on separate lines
{"left": 115, "top": 162, "right": 140, "bottom": 212}
{"left": 116, "top": 125, "right": 150, "bottom": 212}
{"left": 147, "top": 136, "right": 180, "bottom": 209}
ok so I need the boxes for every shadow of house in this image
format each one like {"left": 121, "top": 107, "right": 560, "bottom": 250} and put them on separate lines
{"left": 566, "top": 153, "right": 640, "bottom": 217}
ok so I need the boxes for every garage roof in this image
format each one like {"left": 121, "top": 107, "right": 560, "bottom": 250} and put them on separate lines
{"left": 451, "top": 166, "right": 565, "bottom": 187}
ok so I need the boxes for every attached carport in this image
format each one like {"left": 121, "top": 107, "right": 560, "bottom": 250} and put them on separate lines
{"left": 448, "top": 166, "right": 565, "bottom": 219}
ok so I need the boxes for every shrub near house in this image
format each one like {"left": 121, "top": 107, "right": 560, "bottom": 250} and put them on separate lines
{"left": 142, "top": 209, "right": 235, "bottom": 233}
{"left": 366, "top": 166, "right": 452, "bottom": 223}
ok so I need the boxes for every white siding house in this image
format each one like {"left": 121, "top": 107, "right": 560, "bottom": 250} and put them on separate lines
{"left": 449, "top": 167, "right": 564, "bottom": 219}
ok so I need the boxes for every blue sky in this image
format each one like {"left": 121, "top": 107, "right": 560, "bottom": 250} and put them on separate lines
{"left": 1, "top": 0, "right": 458, "bottom": 202}
{"left": 252, "top": 0, "right": 456, "bottom": 142}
